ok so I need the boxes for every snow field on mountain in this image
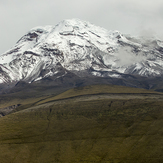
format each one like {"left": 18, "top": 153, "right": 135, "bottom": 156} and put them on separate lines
{"left": 0, "top": 19, "right": 163, "bottom": 83}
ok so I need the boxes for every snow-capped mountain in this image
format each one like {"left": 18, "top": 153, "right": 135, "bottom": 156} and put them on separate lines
{"left": 0, "top": 19, "right": 163, "bottom": 85}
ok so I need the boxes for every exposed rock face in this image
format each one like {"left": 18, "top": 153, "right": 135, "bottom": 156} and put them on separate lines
{"left": 0, "top": 104, "right": 21, "bottom": 117}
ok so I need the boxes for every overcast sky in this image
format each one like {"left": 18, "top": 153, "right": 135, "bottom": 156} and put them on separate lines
{"left": 1, "top": 0, "right": 163, "bottom": 54}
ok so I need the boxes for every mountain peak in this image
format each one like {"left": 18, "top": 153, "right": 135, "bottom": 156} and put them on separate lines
{"left": 57, "top": 18, "right": 90, "bottom": 27}
{"left": 0, "top": 19, "right": 163, "bottom": 87}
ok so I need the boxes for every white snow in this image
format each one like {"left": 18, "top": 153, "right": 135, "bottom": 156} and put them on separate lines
{"left": 109, "top": 74, "right": 120, "bottom": 78}
{"left": 0, "top": 18, "right": 163, "bottom": 84}
{"left": 0, "top": 54, "right": 13, "bottom": 64}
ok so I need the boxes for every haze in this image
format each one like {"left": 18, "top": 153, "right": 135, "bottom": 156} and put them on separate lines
{"left": 1, "top": 0, "right": 163, "bottom": 54}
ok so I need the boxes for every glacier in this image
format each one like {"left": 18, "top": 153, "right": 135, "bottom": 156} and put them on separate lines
{"left": 0, "top": 18, "right": 163, "bottom": 84}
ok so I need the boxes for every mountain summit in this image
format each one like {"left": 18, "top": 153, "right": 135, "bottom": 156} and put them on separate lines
{"left": 0, "top": 19, "right": 163, "bottom": 90}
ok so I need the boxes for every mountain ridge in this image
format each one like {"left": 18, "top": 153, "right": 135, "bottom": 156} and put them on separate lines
{"left": 0, "top": 19, "right": 163, "bottom": 91}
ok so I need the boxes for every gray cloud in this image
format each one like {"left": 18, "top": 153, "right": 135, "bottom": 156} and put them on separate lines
{"left": 1, "top": 0, "right": 163, "bottom": 54}
{"left": 115, "top": 47, "right": 146, "bottom": 67}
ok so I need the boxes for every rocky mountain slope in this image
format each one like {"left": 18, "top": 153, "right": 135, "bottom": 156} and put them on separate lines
{"left": 0, "top": 19, "right": 163, "bottom": 90}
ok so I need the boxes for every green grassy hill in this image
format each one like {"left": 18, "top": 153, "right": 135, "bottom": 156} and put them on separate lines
{"left": 0, "top": 85, "right": 163, "bottom": 162}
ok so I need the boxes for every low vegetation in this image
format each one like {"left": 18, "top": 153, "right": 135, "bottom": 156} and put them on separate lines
{"left": 0, "top": 85, "right": 163, "bottom": 162}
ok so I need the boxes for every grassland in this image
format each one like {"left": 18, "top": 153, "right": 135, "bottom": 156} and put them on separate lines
{"left": 35, "top": 84, "right": 160, "bottom": 105}
{"left": 0, "top": 85, "right": 163, "bottom": 162}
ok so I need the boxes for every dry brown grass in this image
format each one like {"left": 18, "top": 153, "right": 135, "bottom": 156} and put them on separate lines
{"left": 0, "top": 84, "right": 163, "bottom": 162}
